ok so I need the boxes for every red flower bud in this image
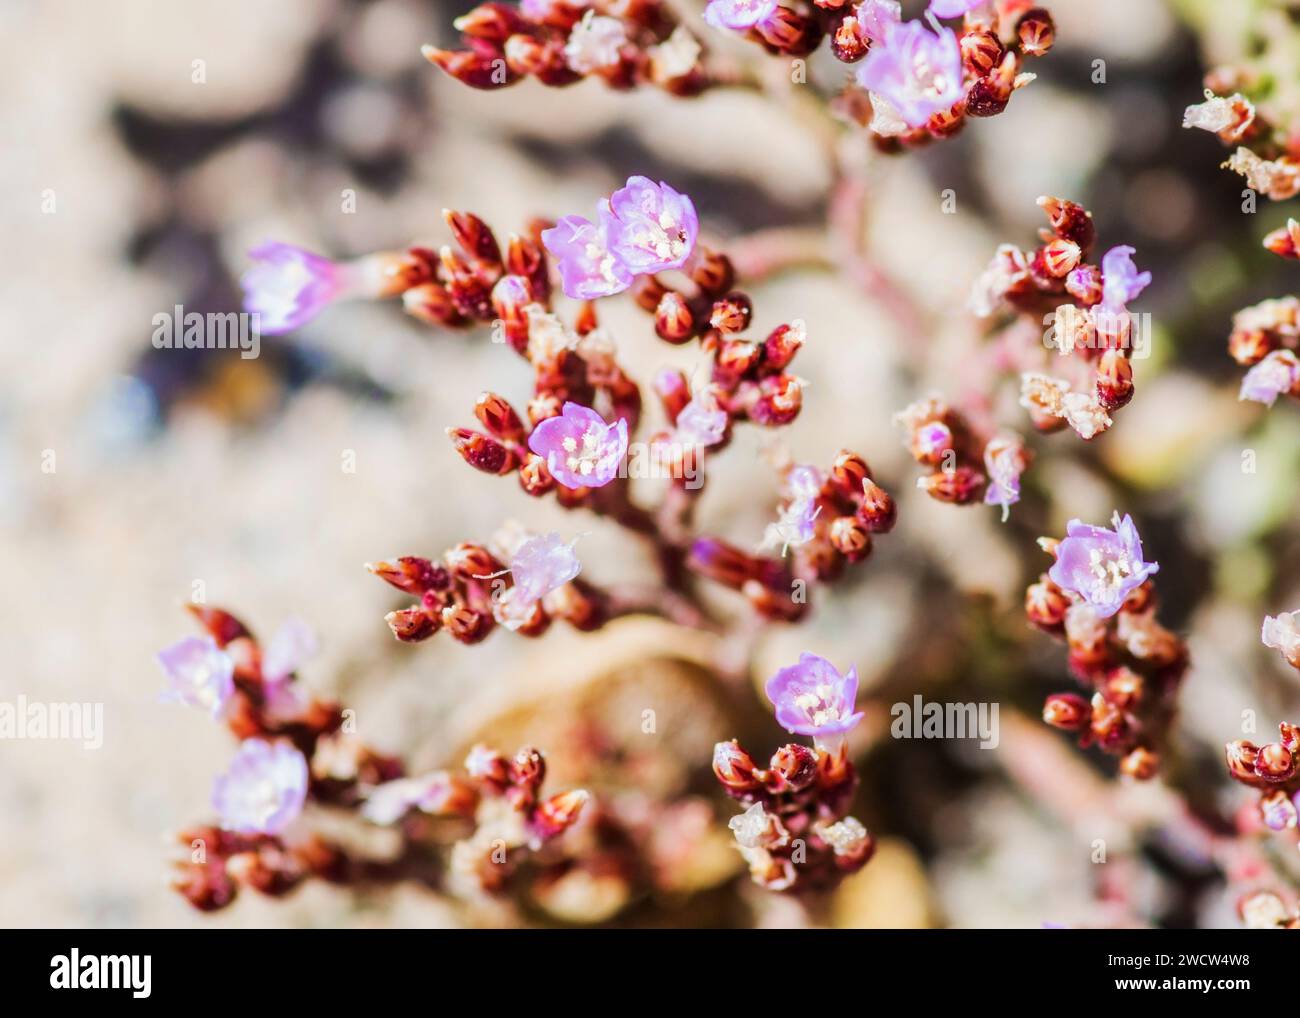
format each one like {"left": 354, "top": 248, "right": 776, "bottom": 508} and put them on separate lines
{"left": 447, "top": 427, "right": 516, "bottom": 474}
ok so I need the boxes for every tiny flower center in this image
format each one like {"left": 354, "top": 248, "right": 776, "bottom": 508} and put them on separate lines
{"left": 794, "top": 684, "right": 843, "bottom": 728}
{"left": 1088, "top": 547, "right": 1134, "bottom": 592}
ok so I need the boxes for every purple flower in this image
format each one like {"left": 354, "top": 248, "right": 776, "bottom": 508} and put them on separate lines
{"left": 765, "top": 653, "right": 865, "bottom": 739}
{"left": 1099, "top": 245, "right": 1152, "bottom": 313}
{"left": 211, "top": 739, "right": 309, "bottom": 835}
{"left": 983, "top": 435, "right": 1026, "bottom": 521}
{"left": 856, "top": 0, "right": 901, "bottom": 44}
{"left": 673, "top": 394, "right": 728, "bottom": 448}
{"left": 241, "top": 242, "right": 352, "bottom": 335}
{"left": 261, "top": 616, "right": 319, "bottom": 685}
{"left": 362, "top": 772, "right": 458, "bottom": 825}
{"left": 604, "top": 176, "right": 699, "bottom": 275}
{"left": 1048, "top": 512, "right": 1160, "bottom": 619}
{"left": 761, "top": 465, "right": 822, "bottom": 554}
{"left": 855, "top": 19, "right": 963, "bottom": 129}
{"left": 1239, "top": 350, "right": 1300, "bottom": 407}
{"left": 540, "top": 214, "right": 633, "bottom": 300}
{"left": 492, "top": 531, "right": 583, "bottom": 629}
{"left": 928, "top": 0, "right": 986, "bottom": 17}
{"left": 157, "top": 636, "right": 234, "bottom": 718}
{"left": 704, "top": 0, "right": 779, "bottom": 31}
{"left": 509, "top": 531, "right": 583, "bottom": 602}
{"left": 528, "top": 401, "right": 629, "bottom": 489}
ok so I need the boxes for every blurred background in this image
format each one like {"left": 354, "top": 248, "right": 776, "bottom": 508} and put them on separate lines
{"left": 2, "top": 0, "right": 1299, "bottom": 927}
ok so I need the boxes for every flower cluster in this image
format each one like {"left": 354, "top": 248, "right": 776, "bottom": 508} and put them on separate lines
{"left": 163, "top": 605, "right": 589, "bottom": 911}
{"left": 1184, "top": 81, "right": 1299, "bottom": 206}
{"left": 423, "top": 0, "right": 709, "bottom": 95}
{"left": 894, "top": 396, "right": 1030, "bottom": 519}
{"left": 706, "top": 0, "right": 1053, "bottom": 149}
{"left": 689, "top": 449, "right": 895, "bottom": 621}
{"left": 1226, "top": 721, "right": 1300, "bottom": 840}
{"left": 713, "top": 654, "right": 874, "bottom": 892}
{"left": 1226, "top": 296, "right": 1300, "bottom": 410}
{"left": 973, "top": 196, "right": 1150, "bottom": 441}
{"left": 367, "top": 528, "right": 607, "bottom": 643}
{"left": 1026, "top": 513, "right": 1186, "bottom": 779}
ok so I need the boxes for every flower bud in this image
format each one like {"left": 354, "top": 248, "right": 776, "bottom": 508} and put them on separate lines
{"left": 829, "top": 515, "right": 873, "bottom": 562}
{"left": 532, "top": 789, "right": 589, "bottom": 840}
{"left": 769, "top": 743, "right": 818, "bottom": 792}
{"left": 443, "top": 207, "right": 502, "bottom": 264}
{"left": 1037, "top": 195, "right": 1096, "bottom": 252}
{"left": 755, "top": 8, "right": 821, "bottom": 57}
{"left": 453, "top": 3, "right": 527, "bottom": 44}
{"left": 403, "top": 281, "right": 466, "bottom": 327}
{"left": 1096, "top": 350, "right": 1134, "bottom": 411}
{"left": 441, "top": 604, "right": 494, "bottom": 644}
{"left": 917, "top": 466, "right": 986, "bottom": 504}
{"left": 830, "top": 13, "right": 869, "bottom": 63}
{"left": 856, "top": 479, "right": 896, "bottom": 533}
{"left": 1065, "top": 263, "right": 1104, "bottom": 306}
{"left": 715, "top": 338, "right": 763, "bottom": 382}
{"left": 366, "top": 557, "right": 449, "bottom": 596}
{"left": 763, "top": 320, "right": 805, "bottom": 370}
{"left": 747, "top": 374, "right": 803, "bottom": 426}
{"left": 517, "top": 451, "right": 556, "bottom": 496}
{"left": 474, "top": 391, "right": 527, "bottom": 443}
{"left": 713, "top": 740, "right": 764, "bottom": 794}
{"left": 384, "top": 607, "right": 439, "bottom": 642}
{"left": 1119, "top": 746, "right": 1159, "bottom": 780}
{"left": 1256, "top": 742, "right": 1295, "bottom": 781}
{"left": 421, "top": 45, "right": 516, "bottom": 89}
{"left": 961, "top": 28, "right": 1004, "bottom": 78}
{"left": 829, "top": 450, "right": 870, "bottom": 500}
{"left": 1263, "top": 218, "right": 1300, "bottom": 260}
{"left": 1016, "top": 7, "right": 1055, "bottom": 58}
{"left": 505, "top": 233, "right": 550, "bottom": 303}
{"left": 689, "top": 538, "right": 757, "bottom": 589}
{"left": 654, "top": 368, "right": 692, "bottom": 424}
{"left": 655, "top": 291, "right": 695, "bottom": 343}
{"left": 1042, "top": 692, "right": 1091, "bottom": 731}
{"left": 447, "top": 427, "right": 516, "bottom": 475}
{"left": 690, "top": 248, "right": 735, "bottom": 295}
{"left": 1041, "top": 238, "right": 1081, "bottom": 278}
{"left": 1026, "top": 578, "right": 1071, "bottom": 631}
{"left": 710, "top": 292, "right": 753, "bottom": 334}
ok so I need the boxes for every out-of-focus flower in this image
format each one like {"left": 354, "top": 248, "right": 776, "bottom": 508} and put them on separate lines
{"left": 604, "top": 176, "right": 698, "bottom": 274}
{"left": 211, "top": 739, "right": 309, "bottom": 835}
{"left": 1262, "top": 610, "right": 1300, "bottom": 669}
{"left": 158, "top": 636, "right": 234, "bottom": 718}
{"left": 1099, "top": 245, "right": 1151, "bottom": 314}
{"left": 1239, "top": 350, "right": 1300, "bottom": 406}
{"left": 856, "top": 0, "right": 901, "bottom": 44}
{"left": 982, "top": 434, "right": 1027, "bottom": 521}
{"left": 728, "top": 802, "right": 788, "bottom": 849}
{"left": 261, "top": 617, "right": 319, "bottom": 685}
{"left": 241, "top": 242, "right": 353, "bottom": 335}
{"left": 761, "top": 465, "right": 822, "bottom": 554}
{"left": 564, "top": 10, "right": 626, "bottom": 73}
{"left": 493, "top": 531, "right": 582, "bottom": 629}
{"left": 928, "top": 0, "right": 985, "bottom": 17}
{"left": 855, "top": 19, "right": 963, "bottom": 129}
{"left": 1048, "top": 512, "right": 1159, "bottom": 619}
{"left": 703, "top": 0, "right": 779, "bottom": 32}
{"left": 1223, "top": 147, "right": 1300, "bottom": 201}
{"left": 540, "top": 214, "right": 634, "bottom": 300}
{"left": 672, "top": 393, "right": 728, "bottom": 448}
{"left": 527, "top": 401, "right": 630, "bottom": 489}
{"left": 765, "top": 652, "right": 864, "bottom": 739}
{"left": 362, "top": 772, "right": 471, "bottom": 824}
{"left": 1182, "top": 89, "right": 1255, "bottom": 141}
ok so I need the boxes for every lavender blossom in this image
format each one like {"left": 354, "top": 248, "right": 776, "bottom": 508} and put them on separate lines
{"left": 761, "top": 465, "right": 822, "bottom": 554}
{"left": 604, "top": 176, "right": 699, "bottom": 274}
{"left": 540, "top": 214, "right": 634, "bottom": 300}
{"left": 242, "top": 242, "right": 353, "bottom": 335}
{"left": 157, "top": 635, "right": 235, "bottom": 718}
{"left": 493, "top": 531, "right": 583, "bottom": 629}
{"left": 261, "top": 616, "right": 319, "bottom": 685}
{"left": 362, "top": 772, "right": 460, "bottom": 825}
{"left": 983, "top": 435, "right": 1026, "bottom": 521}
{"left": 211, "top": 739, "right": 309, "bottom": 835}
{"left": 528, "top": 401, "right": 629, "bottom": 489}
{"left": 1239, "top": 350, "right": 1300, "bottom": 407}
{"left": 765, "top": 652, "right": 865, "bottom": 740}
{"left": 928, "top": 0, "right": 986, "bottom": 17}
{"left": 1099, "top": 245, "right": 1152, "bottom": 314}
{"left": 673, "top": 393, "right": 728, "bottom": 448}
{"left": 856, "top": 0, "right": 901, "bottom": 44}
{"left": 1048, "top": 512, "right": 1159, "bottom": 619}
{"left": 703, "top": 0, "right": 780, "bottom": 32}
{"left": 855, "top": 18, "right": 963, "bottom": 129}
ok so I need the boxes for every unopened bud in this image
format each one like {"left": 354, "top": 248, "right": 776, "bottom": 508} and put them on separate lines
{"left": 1016, "top": 7, "right": 1055, "bottom": 57}
{"left": 1043, "top": 692, "right": 1091, "bottom": 731}
{"left": 655, "top": 291, "right": 695, "bottom": 343}
{"left": 384, "top": 607, "right": 439, "bottom": 642}
{"left": 447, "top": 427, "right": 516, "bottom": 474}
